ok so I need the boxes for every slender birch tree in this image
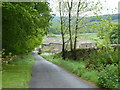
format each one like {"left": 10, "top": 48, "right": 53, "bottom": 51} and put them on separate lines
{"left": 59, "top": 2, "right": 65, "bottom": 59}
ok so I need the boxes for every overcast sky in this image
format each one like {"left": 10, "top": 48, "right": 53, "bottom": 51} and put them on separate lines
{"left": 49, "top": 0, "right": 119, "bottom": 16}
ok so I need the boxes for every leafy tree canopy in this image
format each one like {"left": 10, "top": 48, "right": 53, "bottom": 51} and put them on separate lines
{"left": 2, "top": 2, "right": 52, "bottom": 55}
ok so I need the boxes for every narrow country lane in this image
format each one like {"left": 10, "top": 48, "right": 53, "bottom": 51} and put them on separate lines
{"left": 28, "top": 52, "right": 99, "bottom": 88}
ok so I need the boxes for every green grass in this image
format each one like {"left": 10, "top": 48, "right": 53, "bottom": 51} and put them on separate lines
{"left": 41, "top": 54, "right": 98, "bottom": 84}
{"left": 0, "top": 59, "right": 2, "bottom": 89}
{"left": 45, "top": 33, "right": 98, "bottom": 40}
{"left": 2, "top": 53, "right": 35, "bottom": 88}
{"left": 64, "top": 33, "right": 98, "bottom": 40}
{"left": 111, "top": 19, "right": 118, "bottom": 23}
{"left": 77, "top": 33, "right": 98, "bottom": 40}
{"left": 0, "top": 71, "right": 1, "bottom": 89}
{"left": 45, "top": 34, "right": 62, "bottom": 38}
{"left": 41, "top": 54, "right": 119, "bottom": 88}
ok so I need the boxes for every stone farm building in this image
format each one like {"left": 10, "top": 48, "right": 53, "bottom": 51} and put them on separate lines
{"left": 42, "top": 37, "right": 97, "bottom": 53}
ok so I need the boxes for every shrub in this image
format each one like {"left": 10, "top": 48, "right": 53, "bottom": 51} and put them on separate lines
{"left": 110, "top": 23, "right": 119, "bottom": 44}
{"left": 42, "top": 54, "right": 119, "bottom": 89}
{"left": 2, "top": 49, "right": 17, "bottom": 64}
{"left": 98, "top": 64, "right": 119, "bottom": 88}
{"left": 88, "top": 49, "right": 118, "bottom": 68}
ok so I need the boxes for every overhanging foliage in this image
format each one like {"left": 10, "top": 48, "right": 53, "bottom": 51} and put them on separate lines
{"left": 2, "top": 2, "right": 52, "bottom": 55}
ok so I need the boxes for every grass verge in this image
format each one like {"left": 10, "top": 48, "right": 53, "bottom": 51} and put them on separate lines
{"left": 2, "top": 53, "right": 35, "bottom": 88}
{"left": 41, "top": 54, "right": 119, "bottom": 89}
{"left": 0, "top": 71, "right": 1, "bottom": 89}
{"left": 41, "top": 54, "right": 98, "bottom": 84}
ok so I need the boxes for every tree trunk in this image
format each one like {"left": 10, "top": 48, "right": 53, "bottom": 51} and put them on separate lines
{"left": 67, "top": 2, "right": 73, "bottom": 52}
{"left": 73, "top": 1, "right": 81, "bottom": 60}
{"left": 59, "top": 2, "right": 65, "bottom": 59}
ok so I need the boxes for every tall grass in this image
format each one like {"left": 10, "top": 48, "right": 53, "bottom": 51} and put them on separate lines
{"left": 42, "top": 49, "right": 119, "bottom": 89}
{"left": 42, "top": 54, "right": 99, "bottom": 85}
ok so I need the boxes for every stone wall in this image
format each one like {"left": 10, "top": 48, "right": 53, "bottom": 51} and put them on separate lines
{"left": 42, "top": 43, "right": 62, "bottom": 53}
{"left": 42, "top": 42, "right": 97, "bottom": 53}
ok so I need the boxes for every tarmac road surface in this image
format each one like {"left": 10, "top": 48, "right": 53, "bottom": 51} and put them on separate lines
{"left": 29, "top": 52, "right": 99, "bottom": 88}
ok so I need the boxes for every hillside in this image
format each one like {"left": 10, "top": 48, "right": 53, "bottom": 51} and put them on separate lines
{"left": 89, "top": 14, "right": 118, "bottom": 22}
{"left": 49, "top": 14, "right": 119, "bottom": 34}
{"left": 52, "top": 14, "right": 119, "bottom": 23}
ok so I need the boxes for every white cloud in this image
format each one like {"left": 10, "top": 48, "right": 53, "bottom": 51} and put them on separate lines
{"left": 100, "top": 0, "right": 119, "bottom": 15}
{"left": 49, "top": 0, "right": 119, "bottom": 16}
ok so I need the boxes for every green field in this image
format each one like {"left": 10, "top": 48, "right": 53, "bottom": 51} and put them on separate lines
{"left": 45, "top": 33, "right": 98, "bottom": 41}
{"left": 2, "top": 53, "right": 35, "bottom": 88}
